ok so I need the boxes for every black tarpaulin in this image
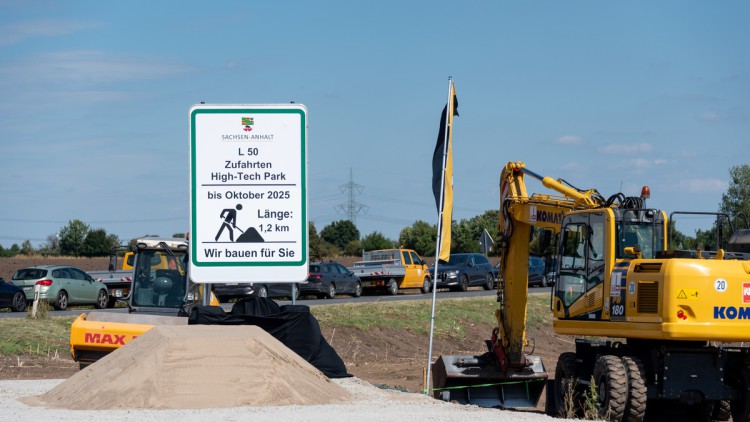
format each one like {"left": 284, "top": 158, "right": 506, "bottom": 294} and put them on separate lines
{"left": 188, "top": 298, "right": 350, "bottom": 378}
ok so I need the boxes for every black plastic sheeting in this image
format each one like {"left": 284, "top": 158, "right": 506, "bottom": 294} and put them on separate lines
{"left": 188, "top": 297, "right": 351, "bottom": 379}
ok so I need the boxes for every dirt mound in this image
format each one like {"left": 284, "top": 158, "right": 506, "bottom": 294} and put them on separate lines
{"left": 22, "top": 325, "right": 351, "bottom": 409}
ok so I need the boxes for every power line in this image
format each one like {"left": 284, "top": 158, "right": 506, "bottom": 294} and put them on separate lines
{"left": 334, "top": 168, "right": 369, "bottom": 224}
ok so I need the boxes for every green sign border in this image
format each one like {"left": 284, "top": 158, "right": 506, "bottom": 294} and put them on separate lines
{"left": 189, "top": 106, "right": 307, "bottom": 267}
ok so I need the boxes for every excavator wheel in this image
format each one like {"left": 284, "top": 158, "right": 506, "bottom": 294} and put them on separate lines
{"left": 553, "top": 352, "right": 582, "bottom": 418}
{"left": 731, "top": 360, "right": 750, "bottom": 422}
{"left": 593, "top": 355, "right": 628, "bottom": 421}
{"left": 712, "top": 400, "right": 732, "bottom": 422}
{"left": 620, "top": 356, "right": 647, "bottom": 422}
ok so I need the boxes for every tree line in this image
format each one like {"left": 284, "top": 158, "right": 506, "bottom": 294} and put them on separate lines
{"left": 2, "top": 165, "right": 749, "bottom": 259}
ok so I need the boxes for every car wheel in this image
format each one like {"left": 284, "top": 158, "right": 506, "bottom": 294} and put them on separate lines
{"left": 386, "top": 278, "right": 399, "bottom": 296}
{"left": 458, "top": 274, "right": 469, "bottom": 292}
{"left": 94, "top": 290, "right": 108, "bottom": 309}
{"left": 255, "top": 285, "right": 268, "bottom": 298}
{"left": 326, "top": 283, "right": 336, "bottom": 299}
{"left": 541, "top": 275, "right": 548, "bottom": 288}
{"left": 420, "top": 277, "right": 431, "bottom": 294}
{"left": 54, "top": 290, "right": 68, "bottom": 311}
{"left": 483, "top": 273, "right": 495, "bottom": 290}
{"left": 353, "top": 282, "right": 362, "bottom": 298}
{"left": 10, "top": 292, "right": 27, "bottom": 312}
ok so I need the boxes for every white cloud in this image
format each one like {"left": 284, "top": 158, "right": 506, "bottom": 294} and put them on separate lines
{"left": 677, "top": 178, "right": 728, "bottom": 193}
{"left": 555, "top": 135, "right": 583, "bottom": 145}
{"left": 598, "top": 143, "right": 652, "bottom": 154}
{"left": 700, "top": 111, "right": 719, "bottom": 121}
{"left": 0, "top": 19, "right": 101, "bottom": 47}
{"left": 0, "top": 50, "right": 194, "bottom": 88}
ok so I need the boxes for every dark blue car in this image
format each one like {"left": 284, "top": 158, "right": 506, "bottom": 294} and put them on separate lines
{"left": 430, "top": 253, "right": 496, "bottom": 292}
{"left": 0, "top": 277, "right": 27, "bottom": 312}
{"left": 493, "top": 256, "right": 552, "bottom": 287}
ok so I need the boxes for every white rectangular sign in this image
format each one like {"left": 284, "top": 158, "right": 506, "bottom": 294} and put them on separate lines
{"left": 189, "top": 104, "right": 308, "bottom": 283}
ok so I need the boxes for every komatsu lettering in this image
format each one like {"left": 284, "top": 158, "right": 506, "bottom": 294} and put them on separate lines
{"left": 536, "top": 210, "right": 564, "bottom": 224}
{"left": 84, "top": 332, "right": 128, "bottom": 345}
{"left": 714, "top": 306, "right": 750, "bottom": 319}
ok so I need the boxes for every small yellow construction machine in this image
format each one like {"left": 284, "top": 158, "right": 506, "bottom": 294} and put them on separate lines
{"left": 69, "top": 237, "right": 217, "bottom": 368}
{"left": 432, "top": 162, "right": 750, "bottom": 422}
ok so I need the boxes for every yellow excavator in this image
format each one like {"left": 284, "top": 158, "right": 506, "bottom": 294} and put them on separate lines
{"left": 70, "top": 237, "right": 218, "bottom": 368}
{"left": 432, "top": 161, "right": 750, "bottom": 422}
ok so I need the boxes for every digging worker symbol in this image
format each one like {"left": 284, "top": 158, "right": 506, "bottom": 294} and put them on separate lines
{"left": 215, "top": 204, "right": 242, "bottom": 242}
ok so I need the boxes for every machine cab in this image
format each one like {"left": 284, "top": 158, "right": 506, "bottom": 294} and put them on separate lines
{"left": 552, "top": 208, "right": 667, "bottom": 320}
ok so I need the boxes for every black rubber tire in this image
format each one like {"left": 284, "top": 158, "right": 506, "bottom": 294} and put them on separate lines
{"left": 326, "top": 283, "right": 336, "bottom": 299}
{"left": 620, "top": 356, "right": 647, "bottom": 422}
{"left": 594, "top": 355, "right": 628, "bottom": 421}
{"left": 541, "top": 275, "right": 549, "bottom": 288}
{"left": 731, "top": 360, "right": 750, "bottom": 422}
{"left": 458, "top": 274, "right": 469, "bottom": 292}
{"left": 54, "top": 290, "right": 68, "bottom": 311}
{"left": 255, "top": 285, "right": 268, "bottom": 298}
{"left": 420, "top": 277, "right": 430, "bottom": 294}
{"left": 10, "top": 291, "right": 26, "bottom": 312}
{"left": 483, "top": 273, "right": 495, "bottom": 290}
{"left": 386, "top": 278, "right": 398, "bottom": 296}
{"left": 554, "top": 352, "right": 581, "bottom": 418}
{"left": 353, "top": 282, "right": 362, "bottom": 298}
{"left": 94, "top": 290, "right": 108, "bottom": 309}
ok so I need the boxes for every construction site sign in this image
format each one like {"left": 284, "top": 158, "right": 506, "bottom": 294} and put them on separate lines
{"left": 189, "top": 104, "right": 308, "bottom": 283}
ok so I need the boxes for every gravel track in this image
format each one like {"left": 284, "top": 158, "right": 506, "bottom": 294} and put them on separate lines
{"left": 2, "top": 377, "right": 557, "bottom": 421}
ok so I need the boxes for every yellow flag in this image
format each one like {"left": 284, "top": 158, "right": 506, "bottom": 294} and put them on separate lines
{"left": 432, "top": 83, "right": 458, "bottom": 262}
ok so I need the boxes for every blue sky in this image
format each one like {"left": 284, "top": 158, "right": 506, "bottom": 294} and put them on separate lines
{"left": 1, "top": 1, "right": 748, "bottom": 248}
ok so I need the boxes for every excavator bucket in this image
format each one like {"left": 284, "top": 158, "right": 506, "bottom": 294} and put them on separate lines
{"left": 432, "top": 353, "right": 547, "bottom": 409}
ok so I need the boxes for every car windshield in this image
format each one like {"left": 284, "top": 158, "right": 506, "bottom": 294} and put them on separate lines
{"left": 12, "top": 268, "right": 47, "bottom": 280}
{"left": 309, "top": 265, "right": 320, "bottom": 273}
{"left": 447, "top": 255, "right": 468, "bottom": 265}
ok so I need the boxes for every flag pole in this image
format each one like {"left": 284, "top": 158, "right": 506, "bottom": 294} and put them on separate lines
{"left": 425, "top": 76, "right": 453, "bottom": 396}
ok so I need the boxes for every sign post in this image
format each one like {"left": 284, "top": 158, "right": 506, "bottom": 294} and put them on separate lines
{"left": 189, "top": 104, "right": 308, "bottom": 283}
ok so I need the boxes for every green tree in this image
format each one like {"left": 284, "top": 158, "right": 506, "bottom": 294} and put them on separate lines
{"left": 82, "top": 228, "right": 116, "bottom": 257}
{"left": 399, "top": 220, "right": 437, "bottom": 256}
{"left": 20, "top": 240, "right": 35, "bottom": 256}
{"left": 720, "top": 165, "right": 750, "bottom": 222}
{"left": 309, "top": 222, "right": 323, "bottom": 261}
{"left": 59, "top": 219, "right": 90, "bottom": 256}
{"left": 361, "top": 231, "right": 394, "bottom": 251}
{"left": 39, "top": 234, "right": 61, "bottom": 256}
{"left": 345, "top": 239, "right": 361, "bottom": 256}
{"left": 320, "top": 220, "right": 360, "bottom": 252}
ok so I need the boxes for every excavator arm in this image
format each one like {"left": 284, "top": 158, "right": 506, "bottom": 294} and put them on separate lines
{"left": 432, "top": 161, "right": 604, "bottom": 408}
{"left": 494, "top": 162, "right": 602, "bottom": 369}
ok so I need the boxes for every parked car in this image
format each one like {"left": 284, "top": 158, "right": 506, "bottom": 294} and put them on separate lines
{"left": 213, "top": 282, "right": 300, "bottom": 302}
{"left": 11, "top": 266, "right": 108, "bottom": 310}
{"left": 431, "top": 253, "right": 495, "bottom": 291}
{"left": 212, "top": 282, "right": 255, "bottom": 303}
{"left": 493, "top": 256, "right": 552, "bottom": 288}
{"left": 300, "top": 261, "right": 362, "bottom": 299}
{"left": 0, "top": 277, "right": 27, "bottom": 312}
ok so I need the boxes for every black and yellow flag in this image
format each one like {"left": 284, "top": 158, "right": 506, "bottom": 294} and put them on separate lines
{"left": 431, "top": 83, "right": 458, "bottom": 262}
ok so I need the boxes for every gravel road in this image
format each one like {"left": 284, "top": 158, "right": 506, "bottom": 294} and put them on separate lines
{"left": 2, "top": 377, "right": 558, "bottom": 421}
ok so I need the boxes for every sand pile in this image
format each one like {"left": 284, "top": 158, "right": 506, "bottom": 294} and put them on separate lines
{"left": 23, "top": 325, "right": 352, "bottom": 409}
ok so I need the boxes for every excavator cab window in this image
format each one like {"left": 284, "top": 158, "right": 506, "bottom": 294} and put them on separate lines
{"left": 557, "top": 213, "right": 606, "bottom": 311}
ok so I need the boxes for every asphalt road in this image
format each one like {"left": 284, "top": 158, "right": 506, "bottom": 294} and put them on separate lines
{"left": 0, "top": 286, "right": 552, "bottom": 319}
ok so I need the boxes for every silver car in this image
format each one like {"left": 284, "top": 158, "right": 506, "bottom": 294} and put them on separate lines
{"left": 11, "top": 266, "right": 108, "bottom": 310}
